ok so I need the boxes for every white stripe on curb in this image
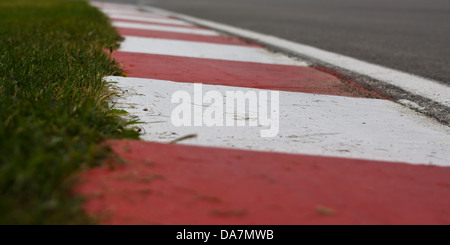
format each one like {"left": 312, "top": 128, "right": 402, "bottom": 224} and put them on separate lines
{"left": 107, "top": 13, "right": 194, "bottom": 26}
{"left": 112, "top": 22, "right": 217, "bottom": 36}
{"left": 118, "top": 36, "right": 308, "bottom": 66}
{"left": 106, "top": 76, "right": 450, "bottom": 167}
{"left": 91, "top": 2, "right": 137, "bottom": 11}
{"left": 102, "top": 9, "right": 170, "bottom": 18}
{"left": 141, "top": 6, "right": 450, "bottom": 108}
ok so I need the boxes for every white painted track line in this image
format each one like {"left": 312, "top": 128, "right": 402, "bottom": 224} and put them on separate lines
{"left": 112, "top": 22, "right": 218, "bottom": 36}
{"left": 91, "top": 2, "right": 137, "bottom": 11}
{"left": 142, "top": 6, "right": 450, "bottom": 108}
{"left": 107, "top": 14, "right": 194, "bottom": 26}
{"left": 118, "top": 36, "right": 308, "bottom": 66}
{"left": 102, "top": 9, "right": 170, "bottom": 18}
{"left": 107, "top": 76, "right": 450, "bottom": 167}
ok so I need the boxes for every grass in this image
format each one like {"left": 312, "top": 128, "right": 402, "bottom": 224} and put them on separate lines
{"left": 0, "top": 0, "right": 139, "bottom": 224}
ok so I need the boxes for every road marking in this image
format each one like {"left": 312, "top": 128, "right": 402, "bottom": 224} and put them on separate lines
{"left": 106, "top": 76, "right": 450, "bottom": 166}
{"left": 118, "top": 36, "right": 308, "bottom": 65}
{"left": 141, "top": 6, "right": 450, "bottom": 108}
{"left": 110, "top": 18, "right": 204, "bottom": 29}
{"left": 112, "top": 21, "right": 218, "bottom": 36}
{"left": 112, "top": 51, "right": 377, "bottom": 97}
{"left": 116, "top": 28, "right": 261, "bottom": 46}
{"left": 77, "top": 139, "right": 450, "bottom": 225}
{"left": 107, "top": 13, "right": 194, "bottom": 26}
{"left": 101, "top": 9, "right": 170, "bottom": 19}
{"left": 91, "top": 2, "right": 137, "bottom": 11}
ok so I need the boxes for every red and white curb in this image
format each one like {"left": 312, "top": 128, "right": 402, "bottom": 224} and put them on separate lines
{"left": 140, "top": 5, "right": 450, "bottom": 109}
{"left": 76, "top": 2, "right": 450, "bottom": 225}
{"left": 107, "top": 76, "right": 450, "bottom": 166}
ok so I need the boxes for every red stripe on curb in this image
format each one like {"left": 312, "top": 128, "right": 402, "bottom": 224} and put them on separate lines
{"left": 116, "top": 28, "right": 261, "bottom": 47}
{"left": 76, "top": 140, "right": 450, "bottom": 225}
{"left": 110, "top": 18, "right": 206, "bottom": 29}
{"left": 112, "top": 51, "right": 381, "bottom": 98}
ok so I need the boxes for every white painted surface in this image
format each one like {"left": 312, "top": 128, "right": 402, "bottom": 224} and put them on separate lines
{"left": 107, "top": 14, "right": 194, "bottom": 26}
{"left": 91, "top": 2, "right": 137, "bottom": 10}
{"left": 142, "top": 6, "right": 450, "bottom": 108}
{"left": 112, "top": 21, "right": 218, "bottom": 36}
{"left": 119, "top": 36, "right": 308, "bottom": 66}
{"left": 106, "top": 76, "right": 450, "bottom": 166}
{"left": 102, "top": 9, "right": 170, "bottom": 19}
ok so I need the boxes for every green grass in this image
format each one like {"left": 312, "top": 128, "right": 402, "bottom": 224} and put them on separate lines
{"left": 0, "top": 0, "right": 139, "bottom": 224}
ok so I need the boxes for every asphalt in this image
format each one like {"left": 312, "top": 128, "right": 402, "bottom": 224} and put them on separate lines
{"left": 100, "top": 0, "right": 450, "bottom": 86}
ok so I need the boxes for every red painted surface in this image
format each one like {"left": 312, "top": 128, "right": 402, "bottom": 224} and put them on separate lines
{"left": 110, "top": 18, "right": 206, "bottom": 29}
{"left": 111, "top": 51, "right": 381, "bottom": 98}
{"left": 116, "top": 28, "right": 261, "bottom": 47}
{"left": 76, "top": 140, "right": 450, "bottom": 225}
